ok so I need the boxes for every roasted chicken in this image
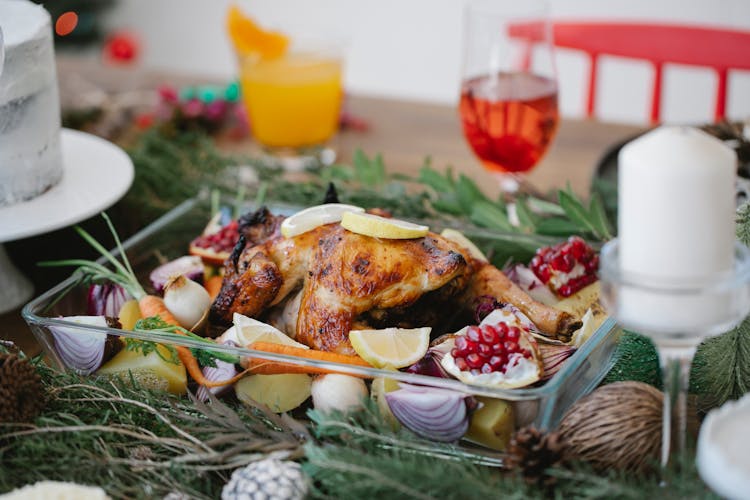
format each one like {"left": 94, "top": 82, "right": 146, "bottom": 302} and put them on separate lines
{"left": 210, "top": 208, "right": 581, "bottom": 353}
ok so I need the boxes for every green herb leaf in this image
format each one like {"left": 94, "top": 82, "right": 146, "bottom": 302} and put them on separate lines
{"left": 134, "top": 316, "right": 172, "bottom": 331}
{"left": 588, "top": 192, "right": 613, "bottom": 239}
{"left": 514, "top": 197, "right": 539, "bottom": 233}
{"left": 470, "top": 201, "right": 514, "bottom": 232}
{"left": 191, "top": 348, "right": 218, "bottom": 368}
{"left": 535, "top": 217, "right": 583, "bottom": 236}
{"left": 558, "top": 190, "right": 599, "bottom": 236}
{"left": 455, "top": 174, "right": 488, "bottom": 214}
{"left": 124, "top": 338, "right": 180, "bottom": 365}
{"left": 418, "top": 165, "right": 454, "bottom": 193}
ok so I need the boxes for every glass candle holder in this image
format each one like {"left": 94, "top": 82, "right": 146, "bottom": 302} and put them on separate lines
{"left": 599, "top": 239, "right": 750, "bottom": 468}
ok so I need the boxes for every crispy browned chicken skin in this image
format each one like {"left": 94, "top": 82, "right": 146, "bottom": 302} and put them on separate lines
{"left": 210, "top": 208, "right": 581, "bottom": 352}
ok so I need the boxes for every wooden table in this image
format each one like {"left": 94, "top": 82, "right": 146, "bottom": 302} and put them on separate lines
{"left": 0, "top": 57, "right": 644, "bottom": 356}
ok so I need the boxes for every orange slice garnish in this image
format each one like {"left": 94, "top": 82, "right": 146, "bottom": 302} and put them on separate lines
{"left": 227, "top": 5, "right": 289, "bottom": 59}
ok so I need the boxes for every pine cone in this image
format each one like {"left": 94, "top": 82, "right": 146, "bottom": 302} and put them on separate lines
{"left": 222, "top": 458, "right": 308, "bottom": 500}
{"left": 506, "top": 426, "right": 563, "bottom": 487}
{"left": 0, "top": 353, "right": 45, "bottom": 423}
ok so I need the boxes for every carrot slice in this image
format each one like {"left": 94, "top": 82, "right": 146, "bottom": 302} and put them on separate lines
{"left": 245, "top": 341, "right": 373, "bottom": 377}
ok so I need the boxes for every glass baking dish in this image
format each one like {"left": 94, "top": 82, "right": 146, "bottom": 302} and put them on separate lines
{"left": 22, "top": 196, "right": 622, "bottom": 460}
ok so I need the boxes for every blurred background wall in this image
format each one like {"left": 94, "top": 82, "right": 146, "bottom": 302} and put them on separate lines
{"left": 104, "top": 0, "right": 750, "bottom": 124}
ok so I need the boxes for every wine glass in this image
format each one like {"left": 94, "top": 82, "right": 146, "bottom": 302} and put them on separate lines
{"left": 460, "top": 0, "right": 558, "bottom": 194}
{"left": 599, "top": 241, "right": 750, "bottom": 469}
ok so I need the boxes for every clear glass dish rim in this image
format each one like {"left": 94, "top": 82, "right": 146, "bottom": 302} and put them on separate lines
{"left": 21, "top": 197, "right": 619, "bottom": 402}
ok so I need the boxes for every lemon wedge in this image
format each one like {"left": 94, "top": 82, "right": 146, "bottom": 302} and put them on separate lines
{"left": 371, "top": 375, "right": 402, "bottom": 428}
{"left": 222, "top": 313, "right": 309, "bottom": 349}
{"left": 349, "top": 327, "right": 430, "bottom": 369}
{"left": 341, "top": 212, "right": 429, "bottom": 239}
{"left": 280, "top": 204, "right": 364, "bottom": 238}
{"left": 440, "top": 228, "right": 487, "bottom": 262}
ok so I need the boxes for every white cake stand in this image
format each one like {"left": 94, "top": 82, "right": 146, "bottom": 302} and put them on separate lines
{"left": 0, "top": 128, "right": 134, "bottom": 314}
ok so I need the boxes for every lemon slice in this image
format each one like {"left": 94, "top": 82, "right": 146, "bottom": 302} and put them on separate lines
{"left": 341, "top": 212, "right": 429, "bottom": 239}
{"left": 349, "top": 327, "right": 431, "bottom": 368}
{"left": 221, "top": 313, "right": 309, "bottom": 349}
{"left": 281, "top": 204, "right": 364, "bottom": 238}
{"left": 440, "top": 228, "right": 487, "bottom": 262}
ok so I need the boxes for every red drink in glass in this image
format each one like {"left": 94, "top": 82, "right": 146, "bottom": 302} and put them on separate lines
{"left": 460, "top": 72, "right": 559, "bottom": 174}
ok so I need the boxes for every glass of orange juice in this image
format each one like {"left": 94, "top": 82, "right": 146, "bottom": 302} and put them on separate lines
{"left": 238, "top": 44, "right": 343, "bottom": 167}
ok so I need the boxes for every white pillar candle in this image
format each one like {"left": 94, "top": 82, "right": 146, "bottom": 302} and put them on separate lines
{"left": 617, "top": 126, "right": 737, "bottom": 334}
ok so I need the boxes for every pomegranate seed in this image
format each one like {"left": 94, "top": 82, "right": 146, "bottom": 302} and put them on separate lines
{"left": 506, "top": 326, "right": 521, "bottom": 341}
{"left": 536, "top": 264, "right": 551, "bottom": 283}
{"left": 480, "top": 326, "right": 498, "bottom": 344}
{"left": 466, "top": 353, "right": 483, "bottom": 369}
{"left": 467, "top": 326, "right": 481, "bottom": 342}
{"left": 449, "top": 321, "right": 536, "bottom": 376}
{"left": 455, "top": 336, "right": 468, "bottom": 352}
{"left": 489, "top": 355, "right": 504, "bottom": 369}
{"left": 496, "top": 322, "right": 508, "bottom": 336}
{"left": 455, "top": 357, "right": 468, "bottom": 371}
{"left": 478, "top": 343, "right": 492, "bottom": 357}
{"left": 530, "top": 237, "right": 598, "bottom": 296}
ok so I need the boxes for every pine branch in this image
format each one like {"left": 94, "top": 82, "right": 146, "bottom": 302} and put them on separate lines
{"left": 691, "top": 316, "right": 750, "bottom": 411}
{"left": 304, "top": 402, "right": 532, "bottom": 500}
{"left": 736, "top": 201, "right": 750, "bottom": 246}
{"left": 0, "top": 358, "right": 305, "bottom": 499}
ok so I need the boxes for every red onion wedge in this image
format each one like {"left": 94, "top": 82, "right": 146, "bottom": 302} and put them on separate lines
{"left": 87, "top": 283, "right": 131, "bottom": 317}
{"left": 50, "top": 316, "right": 120, "bottom": 375}
{"left": 538, "top": 343, "right": 577, "bottom": 381}
{"left": 149, "top": 255, "right": 205, "bottom": 293}
{"left": 385, "top": 384, "right": 476, "bottom": 442}
{"left": 405, "top": 336, "right": 455, "bottom": 378}
{"left": 196, "top": 340, "right": 239, "bottom": 402}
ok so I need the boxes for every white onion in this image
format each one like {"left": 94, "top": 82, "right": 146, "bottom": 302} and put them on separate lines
{"left": 49, "top": 316, "right": 109, "bottom": 375}
{"left": 311, "top": 374, "right": 368, "bottom": 413}
{"left": 163, "top": 274, "right": 211, "bottom": 329}
{"left": 384, "top": 384, "right": 472, "bottom": 442}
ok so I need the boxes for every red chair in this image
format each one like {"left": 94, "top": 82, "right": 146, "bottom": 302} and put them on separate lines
{"left": 509, "top": 22, "right": 750, "bottom": 123}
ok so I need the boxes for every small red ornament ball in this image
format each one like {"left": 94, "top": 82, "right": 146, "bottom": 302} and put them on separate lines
{"left": 104, "top": 32, "right": 140, "bottom": 64}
